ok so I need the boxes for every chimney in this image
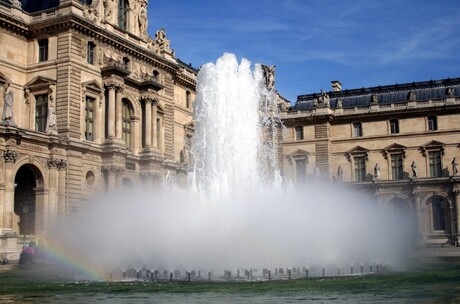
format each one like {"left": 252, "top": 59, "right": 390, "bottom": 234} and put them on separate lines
{"left": 331, "top": 80, "right": 342, "bottom": 92}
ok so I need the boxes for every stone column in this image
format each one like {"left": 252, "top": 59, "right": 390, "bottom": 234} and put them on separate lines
{"left": 57, "top": 160, "right": 67, "bottom": 215}
{"left": 413, "top": 189, "right": 425, "bottom": 246}
{"left": 2, "top": 150, "right": 17, "bottom": 230}
{"left": 103, "top": 166, "right": 117, "bottom": 191}
{"left": 107, "top": 85, "right": 116, "bottom": 139}
{"left": 151, "top": 102, "right": 157, "bottom": 148}
{"left": 144, "top": 98, "right": 152, "bottom": 147}
{"left": 47, "top": 158, "right": 59, "bottom": 219}
{"left": 115, "top": 87, "right": 123, "bottom": 140}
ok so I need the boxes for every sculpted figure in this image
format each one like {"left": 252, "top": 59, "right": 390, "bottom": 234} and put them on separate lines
{"left": 411, "top": 161, "right": 417, "bottom": 177}
{"left": 138, "top": 1, "right": 148, "bottom": 38}
{"left": 316, "top": 90, "right": 330, "bottom": 108}
{"left": 337, "top": 166, "right": 343, "bottom": 182}
{"left": 336, "top": 99, "right": 343, "bottom": 108}
{"left": 261, "top": 65, "right": 276, "bottom": 90}
{"left": 446, "top": 87, "right": 454, "bottom": 97}
{"left": 453, "top": 157, "right": 459, "bottom": 176}
{"left": 407, "top": 91, "right": 416, "bottom": 101}
{"left": 371, "top": 94, "right": 379, "bottom": 105}
{"left": 155, "top": 28, "right": 170, "bottom": 49}
{"left": 46, "top": 85, "right": 58, "bottom": 134}
{"left": 374, "top": 163, "right": 380, "bottom": 179}
{"left": 103, "top": 0, "right": 114, "bottom": 22}
{"left": 2, "top": 82, "right": 16, "bottom": 126}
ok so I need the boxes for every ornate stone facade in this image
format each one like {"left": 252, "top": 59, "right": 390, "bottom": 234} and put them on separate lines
{"left": 0, "top": 0, "right": 196, "bottom": 246}
{"left": 281, "top": 78, "right": 460, "bottom": 249}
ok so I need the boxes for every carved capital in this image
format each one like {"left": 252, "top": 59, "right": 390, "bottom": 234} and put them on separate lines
{"left": 48, "top": 158, "right": 67, "bottom": 170}
{"left": 3, "top": 150, "right": 17, "bottom": 163}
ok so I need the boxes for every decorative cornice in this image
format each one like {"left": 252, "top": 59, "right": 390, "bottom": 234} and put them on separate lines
{"left": 101, "top": 165, "right": 125, "bottom": 175}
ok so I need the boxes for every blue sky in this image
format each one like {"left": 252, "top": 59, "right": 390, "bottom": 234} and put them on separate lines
{"left": 148, "top": 0, "right": 460, "bottom": 103}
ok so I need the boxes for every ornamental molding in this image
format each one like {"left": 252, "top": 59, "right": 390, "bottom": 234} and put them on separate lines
{"left": 3, "top": 149, "right": 17, "bottom": 163}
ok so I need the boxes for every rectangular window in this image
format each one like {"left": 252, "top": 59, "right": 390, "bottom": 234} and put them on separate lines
{"left": 429, "top": 151, "right": 442, "bottom": 177}
{"left": 354, "top": 156, "right": 366, "bottom": 182}
{"left": 391, "top": 154, "right": 403, "bottom": 180}
{"left": 428, "top": 116, "right": 438, "bottom": 131}
{"left": 35, "top": 94, "right": 48, "bottom": 132}
{"left": 353, "top": 122, "right": 362, "bottom": 137}
{"left": 295, "top": 159, "right": 307, "bottom": 182}
{"left": 85, "top": 96, "right": 95, "bottom": 141}
{"left": 38, "top": 39, "right": 48, "bottom": 62}
{"left": 390, "top": 119, "right": 399, "bottom": 134}
{"left": 295, "top": 126, "right": 304, "bottom": 140}
{"left": 87, "top": 42, "right": 95, "bottom": 65}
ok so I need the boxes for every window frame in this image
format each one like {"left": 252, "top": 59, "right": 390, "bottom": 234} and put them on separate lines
{"left": 429, "top": 150, "right": 442, "bottom": 177}
{"left": 85, "top": 96, "right": 95, "bottom": 141}
{"left": 87, "top": 41, "right": 95, "bottom": 65}
{"left": 353, "top": 122, "right": 363, "bottom": 137}
{"left": 427, "top": 115, "right": 438, "bottom": 131}
{"left": 35, "top": 94, "right": 48, "bottom": 132}
{"left": 389, "top": 119, "right": 399, "bottom": 134}
{"left": 430, "top": 196, "right": 447, "bottom": 232}
{"left": 390, "top": 153, "right": 404, "bottom": 180}
{"left": 122, "top": 99, "right": 132, "bottom": 149}
{"left": 353, "top": 155, "right": 366, "bottom": 182}
{"left": 294, "top": 126, "right": 304, "bottom": 141}
{"left": 38, "top": 39, "right": 48, "bottom": 62}
{"left": 118, "top": 0, "right": 129, "bottom": 30}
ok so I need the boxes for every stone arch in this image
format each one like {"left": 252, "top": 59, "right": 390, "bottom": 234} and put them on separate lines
{"left": 13, "top": 163, "right": 45, "bottom": 236}
{"left": 422, "top": 194, "right": 455, "bottom": 245}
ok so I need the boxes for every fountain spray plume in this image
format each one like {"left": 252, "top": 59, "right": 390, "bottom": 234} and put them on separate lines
{"left": 46, "top": 53, "right": 416, "bottom": 279}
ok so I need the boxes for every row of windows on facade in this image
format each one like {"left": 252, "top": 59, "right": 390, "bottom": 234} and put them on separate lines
{"left": 34, "top": 94, "right": 161, "bottom": 150}
{"left": 295, "top": 150, "right": 444, "bottom": 182}
{"left": 294, "top": 116, "right": 438, "bottom": 140}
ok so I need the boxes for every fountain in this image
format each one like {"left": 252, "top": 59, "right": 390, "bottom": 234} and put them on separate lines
{"left": 47, "top": 53, "right": 415, "bottom": 280}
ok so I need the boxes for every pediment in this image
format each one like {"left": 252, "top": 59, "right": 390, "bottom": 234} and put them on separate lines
{"left": 24, "top": 76, "right": 55, "bottom": 90}
{"left": 383, "top": 143, "right": 406, "bottom": 151}
{"left": 422, "top": 140, "right": 445, "bottom": 148}
{"left": 287, "top": 149, "right": 310, "bottom": 157}
{"left": 82, "top": 80, "right": 103, "bottom": 92}
{"left": 346, "top": 145, "right": 369, "bottom": 154}
{"left": 0, "top": 71, "right": 12, "bottom": 84}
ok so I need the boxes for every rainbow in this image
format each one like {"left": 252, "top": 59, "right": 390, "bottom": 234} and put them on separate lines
{"left": 34, "top": 240, "right": 108, "bottom": 281}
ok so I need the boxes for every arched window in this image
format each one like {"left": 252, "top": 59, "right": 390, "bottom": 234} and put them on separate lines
{"left": 122, "top": 99, "right": 132, "bottom": 149}
{"left": 118, "top": 0, "right": 129, "bottom": 30}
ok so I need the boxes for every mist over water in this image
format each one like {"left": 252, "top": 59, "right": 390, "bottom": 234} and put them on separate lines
{"left": 49, "top": 54, "right": 415, "bottom": 275}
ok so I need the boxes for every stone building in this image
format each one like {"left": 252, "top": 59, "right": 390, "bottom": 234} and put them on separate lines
{"left": 281, "top": 78, "right": 460, "bottom": 248}
{"left": 0, "top": 0, "right": 196, "bottom": 258}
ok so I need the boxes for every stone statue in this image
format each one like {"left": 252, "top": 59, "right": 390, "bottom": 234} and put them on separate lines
{"left": 138, "top": 0, "right": 148, "bottom": 38}
{"left": 446, "top": 87, "right": 454, "bottom": 98}
{"left": 315, "top": 90, "right": 330, "bottom": 108}
{"left": 180, "top": 135, "right": 191, "bottom": 164}
{"left": 371, "top": 94, "right": 379, "bottom": 105}
{"left": 103, "top": 0, "right": 114, "bottom": 22}
{"left": 11, "top": 0, "right": 21, "bottom": 9}
{"left": 24, "top": 89, "right": 31, "bottom": 105}
{"left": 337, "top": 166, "right": 343, "bottom": 182}
{"left": 2, "top": 82, "right": 16, "bottom": 126}
{"left": 261, "top": 65, "right": 275, "bottom": 90}
{"left": 336, "top": 99, "right": 343, "bottom": 108}
{"left": 407, "top": 91, "right": 416, "bottom": 101}
{"left": 46, "top": 85, "right": 57, "bottom": 135}
{"left": 374, "top": 163, "right": 380, "bottom": 179}
{"left": 155, "top": 28, "right": 170, "bottom": 49}
{"left": 452, "top": 157, "right": 459, "bottom": 176}
{"left": 411, "top": 161, "right": 417, "bottom": 178}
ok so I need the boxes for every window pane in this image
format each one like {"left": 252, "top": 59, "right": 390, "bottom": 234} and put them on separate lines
{"left": 295, "top": 126, "right": 303, "bottom": 140}
{"left": 295, "top": 159, "right": 307, "bottom": 182}
{"left": 354, "top": 156, "right": 366, "bottom": 181}
{"left": 432, "top": 197, "right": 446, "bottom": 231}
{"left": 391, "top": 154, "right": 403, "bottom": 179}
{"left": 353, "top": 123, "right": 362, "bottom": 137}
{"left": 429, "top": 151, "right": 442, "bottom": 177}
{"left": 35, "top": 94, "right": 48, "bottom": 132}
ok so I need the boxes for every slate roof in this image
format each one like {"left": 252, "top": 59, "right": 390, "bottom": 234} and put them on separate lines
{"left": 294, "top": 78, "right": 460, "bottom": 111}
